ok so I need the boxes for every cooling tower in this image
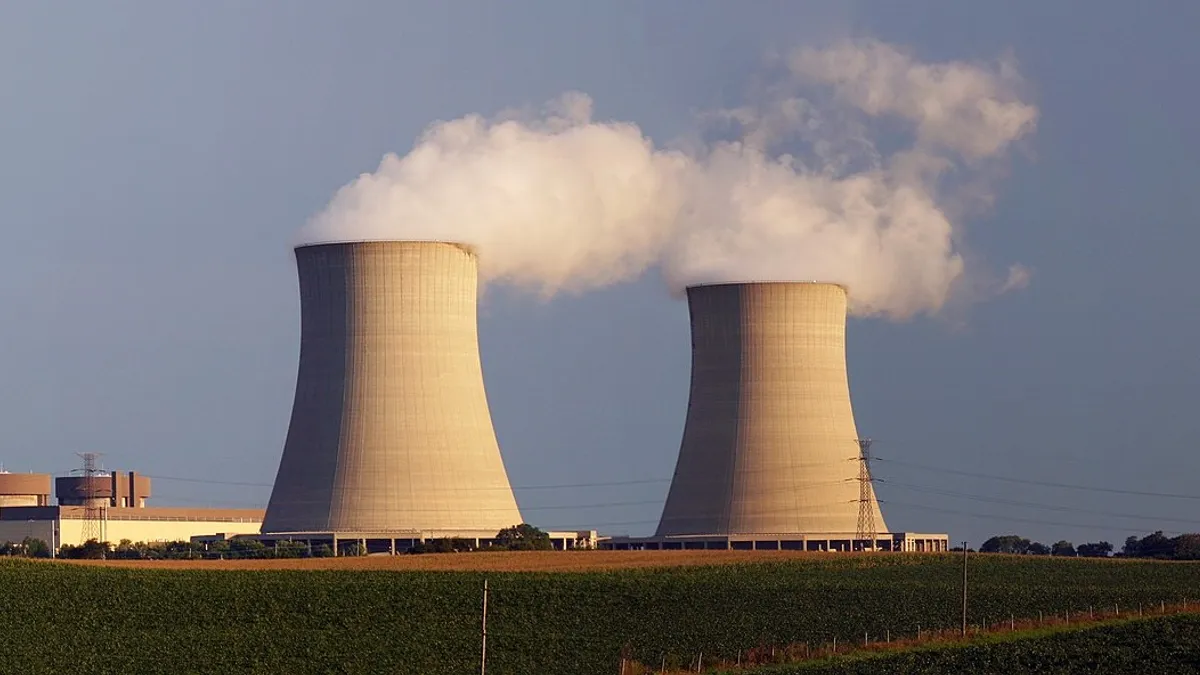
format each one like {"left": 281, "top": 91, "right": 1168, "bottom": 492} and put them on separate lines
{"left": 655, "top": 282, "right": 887, "bottom": 537}
{"left": 261, "top": 241, "right": 523, "bottom": 534}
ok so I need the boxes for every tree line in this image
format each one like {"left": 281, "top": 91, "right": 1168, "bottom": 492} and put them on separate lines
{"left": 976, "top": 531, "right": 1200, "bottom": 560}
{"left": 0, "top": 523, "right": 555, "bottom": 560}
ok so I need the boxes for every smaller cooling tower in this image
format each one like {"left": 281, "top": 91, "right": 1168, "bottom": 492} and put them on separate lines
{"left": 261, "top": 241, "right": 523, "bottom": 534}
{"left": 656, "top": 282, "right": 887, "bottom": 537}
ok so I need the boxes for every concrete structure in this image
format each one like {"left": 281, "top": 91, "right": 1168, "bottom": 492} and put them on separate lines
{"left": 0, "top": 472, "right": 52, "bottom": 507}
{"left": 56, "top": 470, "right": 150, "bottom": 508}
{"left": 195, "top": 529, "right": 599, "bottom": 555}
{"left": 262, "top": 241, "right": 523, "bottom": 535}
{"left": 0, "top": 506, "right": 264, "bottom": 549}
{"left": 600, "top": 532, "right": 949, "bottom": 552}
{"left": 656, "top": 282, "right": 890, "bottom": 540}
{"left": 0, "top": 469, "right": 263, "bottom": 548}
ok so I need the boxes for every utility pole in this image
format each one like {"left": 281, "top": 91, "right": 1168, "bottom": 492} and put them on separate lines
{"left": 854, "top": 438, "right": 878, "bottom": 551}
{"left": 480, "top": 579, "right": 489, "bottom": 675}
{"left": 961, "top": 541, "right": 969, "bottom": 637}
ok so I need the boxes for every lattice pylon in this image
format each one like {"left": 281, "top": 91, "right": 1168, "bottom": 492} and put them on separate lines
{"left": 855, "top": 439, "right": 877, "bottom": 551}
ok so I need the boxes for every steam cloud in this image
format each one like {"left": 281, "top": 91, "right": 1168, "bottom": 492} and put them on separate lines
{"left": 302, "top": 38, "right": 1038, "bottom": 318}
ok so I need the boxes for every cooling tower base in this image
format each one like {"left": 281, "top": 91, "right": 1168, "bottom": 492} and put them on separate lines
{"left": 598, "top": 531, "right": 949, "bottom": 553}
{"left": 196, "top": 528, "right": 600, "bottom": 554}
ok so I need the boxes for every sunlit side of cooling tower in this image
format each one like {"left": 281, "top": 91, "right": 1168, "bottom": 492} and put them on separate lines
{"left": 261, "top": 241, "right": 523, "bottom": 534}
{"left": 655, "top": 282, "right": 887, "bottom": 537}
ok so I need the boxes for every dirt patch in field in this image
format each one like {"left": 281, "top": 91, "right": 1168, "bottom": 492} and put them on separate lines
{"left": 58, "top": 549, "right": 858, "bottom": 572}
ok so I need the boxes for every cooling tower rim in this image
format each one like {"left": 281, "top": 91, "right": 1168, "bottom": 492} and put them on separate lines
{"left": 294, "top": 239, "right": 478, "bottom": 256}
{"left": 686, "top": 280, "right": 849, "bottom": 293}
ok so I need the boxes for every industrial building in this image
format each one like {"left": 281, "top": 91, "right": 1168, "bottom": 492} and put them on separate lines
{"left": 0, "top": 469, "right": 262, "bottom": 550}
{"left": 640, "top": 282, "right": 947, "bottom": 552}
{"left": 261, "top": 241, "right": 525, "bottom": 537}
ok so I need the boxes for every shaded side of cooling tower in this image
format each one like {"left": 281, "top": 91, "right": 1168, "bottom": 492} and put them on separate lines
{"left": 261, "top": 241, "right": 523, "bottom": 533}
{"left": 655, "top": 282, "right": 887, "bottom": 537}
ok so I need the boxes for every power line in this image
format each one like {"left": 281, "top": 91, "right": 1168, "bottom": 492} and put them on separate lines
{"left": 882, "top": 499, "right": 1189, "bottom": 537}
{"left": 882, "top": 480, "right": 1200, "bottom": 528}
{"left": 878, "top": 457, "right": 1200, "bottom": 501}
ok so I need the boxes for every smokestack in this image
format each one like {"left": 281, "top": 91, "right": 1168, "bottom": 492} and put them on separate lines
{"left": 262, "top": 241, "right": 523, "bottom": 533}
{"left": 656, "top": 282, "right": 886, "bottom": 536}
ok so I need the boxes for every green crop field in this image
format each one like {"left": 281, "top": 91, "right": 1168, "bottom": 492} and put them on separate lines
{"left": 741, "top": 614, "right": 1200, "bottom": 673}
{"left": 2, "top": 554, "right": 1199, "bottom": 674}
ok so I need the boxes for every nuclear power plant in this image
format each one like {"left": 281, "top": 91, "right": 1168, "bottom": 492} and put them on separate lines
{"left": 262, "top": 241, "right": 524, "bottom": 534}
{"left": 604, "top": 282, "right": 946, "bottom": 552}
{"left": 2, "top": 245, "right": 944, "bottom": 555}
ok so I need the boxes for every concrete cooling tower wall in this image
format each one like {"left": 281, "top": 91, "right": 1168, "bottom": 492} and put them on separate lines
{"left": 656, "top": 282, "right": 887, "bottom": 537}
{"left": 261, "top": 241, "right": 523, "bottom": 534}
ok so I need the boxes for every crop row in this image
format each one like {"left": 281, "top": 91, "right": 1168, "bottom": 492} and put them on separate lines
{"left": 742, "top": 614, "right": 1200, "bottom": 674}
{"left": 2, "top": 554, "right": 1198, "bottom": 674}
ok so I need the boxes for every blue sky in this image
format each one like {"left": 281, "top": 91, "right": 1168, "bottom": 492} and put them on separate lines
{"left": 1, "top": 1, "right": 1198, "bottom": 547}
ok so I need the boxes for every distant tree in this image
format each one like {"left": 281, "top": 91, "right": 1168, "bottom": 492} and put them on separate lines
{"left": 60, "top": 539, "right": 111, "bottom": 560}
{"left": 494, "top": 524, "right": 553, "bottom": 551}
{"left": 980, "top": 535, "right": 1031, "bottom": 555}
{"left": 409, "top": 537, "right": 477, "bottom": 554}
{"left": 1076, "top": 541, "right": 1113, "bottom": 558}
{"left": 22, "top": 537, "right": 51, "bottom": 559}
{"left": 272, "top": 541, "right": 308, "bottom": 559}
{"left": 208, "top": 540, "right": 232, "bottom": 559}
{"left": 1171, "top": 534, "right": 1200, "bottom": 561}
{"left": 1141, "top": 531, "right": 1176, "bottom": 559}
{"left": 112, "top": 539, "right": 143, "bottom": 560}
{"left": 311, "top": 543, "right": 334, "bottom": 558}
{"left": 1051, "top": 540, "right": 1076, "bottom": 557}
{"left": 1122, "top": 535, "right": 1141, "bottom": 557}
{"left": 1027, "top": 542, "right": 1051, "bottom": 555}
{"left": 340, "top": 541, "right": 367, "bottom": 557}
{"left": 229, "top": 539, "right": 267, "bottom": 559}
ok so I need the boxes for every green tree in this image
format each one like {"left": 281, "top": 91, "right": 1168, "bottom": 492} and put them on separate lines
{"left": 229, "top": 539, "right": 268, "bottom": 559}
{"left": 1027, "top": 542, "right": 1051, "bottom": 555}
{"left": 980, "top": 535, "right": 1031, "bottom": 554}
{"left": 340, "top": 541, "right": 368, "bottom": 557}
{"left": 1172, "top": 534, "right": 1200, "bottom": 560}
{"left": 22, "top": 537, "right": 51, "bottom": 559}
{"left": 1122, "top": 535, "right": 1141, "bottom": 557}
{"left": 1076, "top": 541, "right": 1113, "bottom": 558}
{"left": 1051, "top": 540, "right": 1076, "bottom": 557}
{"left": 493, "top": 524, "right": 553, "bottom": 551}
{"left": 1135, "top": 531, "right": 1175, "bottom": 559}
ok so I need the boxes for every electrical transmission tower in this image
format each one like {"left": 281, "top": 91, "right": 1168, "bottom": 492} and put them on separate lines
{"left": 855, "top": 438, "right": 878, "bottom": 551}
{"left": 77, "top": 452, "right": 106, "bottom": 546}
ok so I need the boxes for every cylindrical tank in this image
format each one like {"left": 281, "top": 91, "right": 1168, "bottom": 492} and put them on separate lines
{"left": 261, "top": 241, "right": 524, "bottom": 533}
{"left": 655, "top": 282, "right": 887, "bottom": 536}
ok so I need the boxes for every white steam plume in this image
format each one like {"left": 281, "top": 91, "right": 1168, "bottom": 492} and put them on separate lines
{"left": 303, "top": 38, "right": 1037, "bottom": 319}
{"left": 299, "top": 92, "right": 687, "bottom": 296}
{"left": 662, "top": 38, "right": 1038, "bottom": 319}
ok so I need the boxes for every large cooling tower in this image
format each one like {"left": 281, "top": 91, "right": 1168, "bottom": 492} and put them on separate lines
{"left": 261, "top": 241, "right": 523, "bottom": 534}
{"left": 656, "top": 282, "right": 887, "bottom": 537}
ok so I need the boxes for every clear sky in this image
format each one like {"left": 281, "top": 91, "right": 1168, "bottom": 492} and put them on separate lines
{"left": 1, "top": 1, "right": 1198, "bottom": 548}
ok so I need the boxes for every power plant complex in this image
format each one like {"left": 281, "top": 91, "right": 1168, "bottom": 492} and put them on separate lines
{"left": 0, "top": 240, "right": 945, "bottom": 554}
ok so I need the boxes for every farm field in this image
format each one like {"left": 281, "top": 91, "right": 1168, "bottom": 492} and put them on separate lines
{"left": 741, "top": 614, "right": 1200, "bottom": 674}
{"left": 4, "top": 554, "right": 1199, "bottom": 674}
